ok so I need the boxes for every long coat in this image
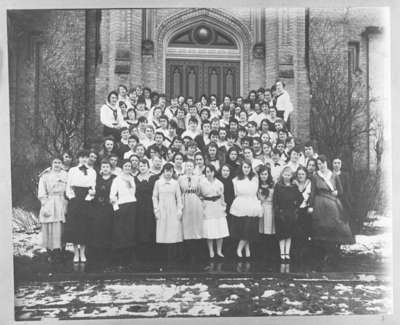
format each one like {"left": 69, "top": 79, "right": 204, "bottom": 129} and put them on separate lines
{"left": 152, "top": 177, "right": 183, "bottom": 243}
{"left": 310, "top": 171, "right": 354, "bottom": 244}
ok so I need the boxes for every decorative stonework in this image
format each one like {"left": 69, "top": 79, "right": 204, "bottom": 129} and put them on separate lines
{"left": 253, "top": 42, "right": 265, "bottom": 59}
{"left": 142, "top": 39, "right": 154, "bottom": 56}
{"left": 155, "top": 8, "right": 252, "bottom": 94}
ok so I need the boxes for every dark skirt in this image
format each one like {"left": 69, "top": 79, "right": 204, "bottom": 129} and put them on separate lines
{"left": 135, "top": 198, "right": 156, "bottom": 243}
{"left": 275, "top": 208, "right": 298, "bottom": 240}
{"left": 230, "top": 215, "right": 259, "bottom": 241}
{"left": 88, "top": 202, "right": 113, "bottom": 248}
{"left": 64, "top": 187, "right": 91, "bottom": 245}
{"left": 112, "top": 202, "right": 136, "bottom": 249}
{"left": 296, "top": 207, "right": 312, "bottom": 239}
{"left": 312, "top": 193, "right": 354, "bottom": 244}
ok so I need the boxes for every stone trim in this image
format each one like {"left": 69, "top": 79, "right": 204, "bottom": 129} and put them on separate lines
{"left": 155, "top": 8, "right": 252, "bottom": 95}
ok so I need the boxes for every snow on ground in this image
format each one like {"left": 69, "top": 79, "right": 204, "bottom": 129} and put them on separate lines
{"left": 15, "top": 277, "right": 392, "bottom": 320}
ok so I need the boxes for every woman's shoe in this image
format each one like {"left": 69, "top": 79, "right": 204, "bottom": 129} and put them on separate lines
{"left": 216, "top": 252, "right": 224, "bottom": 258}
{"left": 284, "top": 255, "right": 291, "bottom": 263}
{"left": 73, "top": 254, "right": 80, "bottom": 263}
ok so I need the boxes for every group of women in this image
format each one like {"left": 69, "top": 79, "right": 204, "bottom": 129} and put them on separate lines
{"left": 37, "top": 82, "right": 355, "bottom": 266}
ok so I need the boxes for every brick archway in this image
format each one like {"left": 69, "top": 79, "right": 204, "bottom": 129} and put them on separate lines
{"left": 155, "top": 8, "right": 253, "bottom": 96}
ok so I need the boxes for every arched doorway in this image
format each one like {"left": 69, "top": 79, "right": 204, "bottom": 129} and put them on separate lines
{"left": 165, "top": 24, "right": 240, "bottom": 102}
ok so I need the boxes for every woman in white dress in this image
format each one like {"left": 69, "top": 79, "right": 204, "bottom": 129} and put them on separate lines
{"left": 152, "top": 163, "right": 184, "bottom": 261}
{"left": 258, "top": 165, "right": 275, "bottom": 235}
{"left": 230, "top": 160, "right": 262, "bottom": 258}
{"left": 200, "top": 164, "right": 229, "bottom": 258}
{"left": 37, "top": 156, "right": 68, "bottom": 262}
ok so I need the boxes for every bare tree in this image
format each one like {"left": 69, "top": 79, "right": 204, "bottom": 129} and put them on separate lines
{"left": 309, "top": 13, "right": 374, "bottom": 171}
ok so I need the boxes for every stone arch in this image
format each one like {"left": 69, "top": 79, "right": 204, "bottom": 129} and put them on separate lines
{"left": 155, "top": 8, "right": 253, "bottom": 94}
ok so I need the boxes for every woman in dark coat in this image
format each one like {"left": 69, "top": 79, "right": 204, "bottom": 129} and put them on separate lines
{"left": 273, "top": 166, "right": 303, "bottom": 262}
{"left": 134, "top": 159, "right": 158, "bottom": 261}
{"left": 88, "top": 159, "right": 115, "bottom": 262}
{"left": 332, "top": 158, "right": 356, "bottom": 233}
{"left": 225, "top": 147, "right": 241, "bottom": 177}
{"left": 218, "top": 164, "right": 235, "bottom": 256}
{"left": 309, "top": 155, "right": 355, "bottom": 263}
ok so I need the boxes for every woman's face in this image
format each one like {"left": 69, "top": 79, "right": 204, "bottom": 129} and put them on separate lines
{"left": 185, "top": 161, "right": 194, "bottom": 174}
{"left": 164, "top": 169, "right": 173, "bottom": 179}
{"left": 242, "top": 163, "right": 251, "bottom": 176}
{"left": 62, "top": 153, "right": 72, "bottom": 166}
{"left": 269, "top": 108, "right": 277, "bottom": 117}
{"left": 154, "top": 109, "right": 162, "bottom": 119}
{"left": 101, "top": 163, "right": 111, "bottom": 175}
{"left": 139, "top": 162, "right": 149, "bottom": 174}
{"left": 244, "top": 149, "right": 253, "bottom": 160}
{"left": 221, "top": 165, "right": 230, "bottom": 178}
{"left": 332, "top": 159, "right": 342, "bottom": 171}
{"left": 105, "top": 140, "right": 114, "bottom": 151}
{"left": 128, "top": 110, "right": 136, "bottom": 120}
{"left": 201, "top": 97, "right": 207, "bottom": 105}
{"left": 144, "top": 89, "right": 150, "bottom": 98}
{"left": 78, "top": 156, "right": 89, "bottom": 165}
{"left": 290, "top": 151, "right": 299, "bottom": 163}
{"left": 145, "top": 128, "right": 154, "bottom": 139}
{"left": 317, "top": 159, "right": 327, "bottom": 171}
{"left": 229, "top": 150, "right": 238, "bottom": 161}
{"left": 307, "top": 161, "right": 316, "bottom": 174}
{"left": 119, "top": 87, "right": 127, "bottom": 97}
{"left": 201, "top": 111, "right": 209, "bottom": 120}
{"left": 122, "top": 162, "right": 132, "bottom": 173}
{"left": 136, "top": 146, "right": 145, "bottom": 156}
{"left": 208, "top": 147, "right": 217, "bottom": 157}
{"left": 205, "top": 167, "right": 214, "bottom": 179}
{"left": 109, "top": 94, "right": 118, "bottom": 105}
{"left": 130, "top": 156, "right": 139, "bottom": 168}
{"left": 88, "top": 153, "right": 98, "bottom": 165}
{"left": 239, "top": 112, "right": 247, "bottom": 122}
{"left": 263, "top": 144, "right": 272, "bottom": 155}
{"left": 195, "top": 155, "right": 204, "bottom": 167}
{"left": 174, "top": 155, "right": 183, "bottom": 166}
{"left": 235, "top": 106, "right": 241, "bottom": 115}
{"left": 52, "top": 159, "right": 62, "bottom": 171}
{"left": 297, "top": 169, "right": 307, "bottom": 182}
{"left": 260, "top": 170, "right": 269, "bottom": 182}
{"left": 282, "top": 170, "right": 292, "bottom": 183}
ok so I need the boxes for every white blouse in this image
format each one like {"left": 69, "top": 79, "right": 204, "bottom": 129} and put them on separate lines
{"left": 100, "top": 103, "right": 127, "bottom": 129}
{"left": 275, "top": 90, "right": 293, "bottom": 122}
{"left": 110, "top": 174, "right": 137, "bottom": 207}
{"left": 66, "top": 165, "right": 97, "bottom": 200}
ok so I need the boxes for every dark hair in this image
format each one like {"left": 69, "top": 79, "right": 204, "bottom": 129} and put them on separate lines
{"left": 137, "top": 116, "right": 148, "bottom": 123}
{"left": 169, "top": 119, "right": 178, "bottom": 129}
{"left": 173, "top": 152, "right": 185, "bottom": 162}
{"left": 118, "top": 84, "right": 128, "bottom": 92}
{"left": 121, "top": 159, "right": 132, "bottom": 167}
{"left": 307, "top": 158, "right": 318, "bottom": 170}
{"left": 227, "top": 131, "right": 238, "bottom": 140}
{"left": 317, "top": 154, "right": 328, "bottom": 164}
{"left": 161, "top": 162, "right": 174, "bottom": 173}
{"left": 188, "top": 116, "right": 199, "bottom": 125}
{"left": 107, "top": 91, "right": 118, "bottom": 103}
{"left": 237, "top": 159, "right": 256, "bottom": 180}
{"left": 304, "top": 141, "right": 314, "bottom": 149}
{"left": 138, "top": 159, "right": 150, "bottom": 168}
{"left": 204, "top": 164, "right": 217, "bottom": 176}
{"left": 77, "top": 149, "right": 90, "bottom": 159}
{"left": 200, "top": 108, "right": 211, "bottom": 119}
{"left": 209, "top": 130, "right": 219, "bottom": 138}
{"left": 129, "top": 154, "right": 140, "bottom": 161}
{"left": 51, "top": 155, "right": 64, "bottom": 163}
{"left": 104, "top": 136, "right": 115, "bottom": 143}
{"left": 128, "top": 135, "right": 139, "bottom": 142}
{"left": 155, "top": 131, "right": 165, "bottom": 139}
{"left": 120, "top": 127, "right": 129, "bottom": 134}
{"left": 119, "top": 101, "right": 127, "bottom": 108}
{"left": 201, "top": 120, "right": 211, "bottom": 129}
{"left": 100, "top": 158, "right": 111, "bottom": 167}
{"left": 258, "top": 165, "right": 274, "bottom": 197}
{"left": 295, "top": 166, "right": 309, "bottom": 180}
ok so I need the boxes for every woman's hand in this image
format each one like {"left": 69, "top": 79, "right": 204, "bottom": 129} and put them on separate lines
{"left": 307, "top": 207, "right": 314, "bottom": 214}
{"left": 88, "top": 188, "right": 96, "bottom": 196}
{"left": 332, "top": 190, "right": 338, "bottom": 197}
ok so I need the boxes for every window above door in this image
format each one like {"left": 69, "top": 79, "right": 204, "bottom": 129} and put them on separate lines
{"left": 169, "top": 24, "right": 238, "bottom": 49}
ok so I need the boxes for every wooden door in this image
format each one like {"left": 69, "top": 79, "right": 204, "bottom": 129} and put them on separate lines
{"left": 166, "top": 59, "right": 240, "bottom": 102}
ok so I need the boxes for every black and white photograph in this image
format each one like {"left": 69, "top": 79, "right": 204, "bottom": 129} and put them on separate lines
{"left": 4, "top": 4, "right": 395, "bottom": 322}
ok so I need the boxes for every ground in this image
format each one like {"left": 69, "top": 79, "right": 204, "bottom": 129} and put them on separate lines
{"left": 13, "top": 211, "right": 392, "bottom": 320}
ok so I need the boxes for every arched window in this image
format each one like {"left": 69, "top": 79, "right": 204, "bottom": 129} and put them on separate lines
{"left": 169, "top": 24, "right": 237, "bottom": 49}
